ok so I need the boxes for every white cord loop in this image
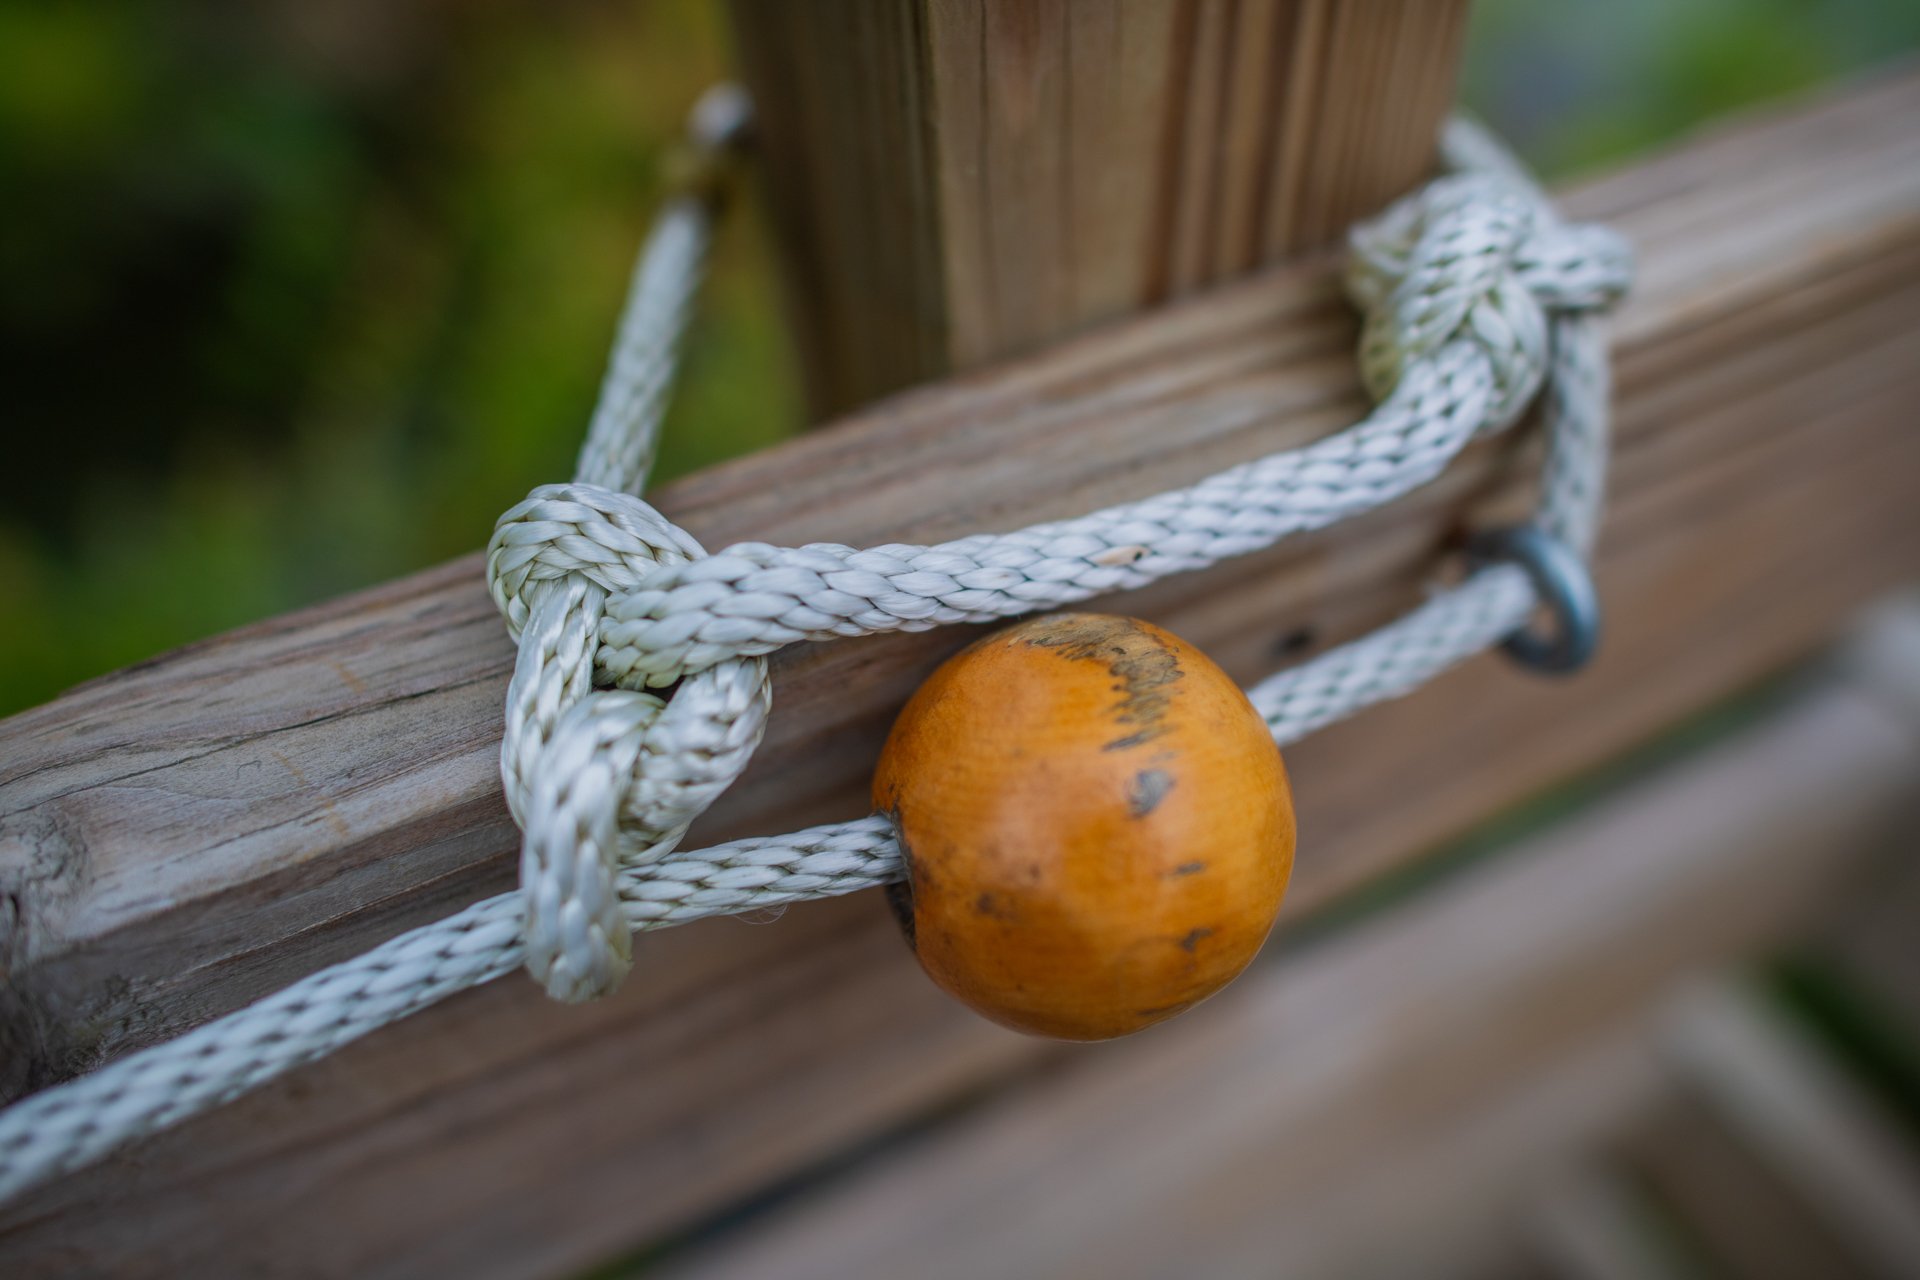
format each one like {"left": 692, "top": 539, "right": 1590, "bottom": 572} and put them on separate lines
{"left": 587, "top": 171, "right": 1629, "bottom": 688}
{"left": 483, "top": 85, "right": 771, "bottom": 1002}
{"left": 490, "top": 473, "right": 773, "bottom": 1004}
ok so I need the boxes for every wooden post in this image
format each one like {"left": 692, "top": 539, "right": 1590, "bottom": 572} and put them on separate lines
{"left": 727, "top": 0, "right": 1472, "bottom": 417}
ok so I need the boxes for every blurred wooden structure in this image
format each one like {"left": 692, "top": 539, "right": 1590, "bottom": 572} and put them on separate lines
{"left": 727, "top": 0, "right": 1470, "bottom": 414}
{"left": 4, "top": 6, "right": 1920, "bottom": 1276}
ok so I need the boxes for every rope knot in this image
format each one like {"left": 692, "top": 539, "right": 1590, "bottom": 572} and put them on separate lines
{"left": 1348, "top": 171, "right": 1631, "bottom": 431}
{"left": 488, "top": 483, "right": 709, "bottom": 686}
{"left": 488, "top": 482, "right": 772, "bottom": 1002}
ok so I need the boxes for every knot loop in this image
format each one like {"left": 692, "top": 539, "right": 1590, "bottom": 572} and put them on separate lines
{"left": 1348, "top": 171, "right": 1631, "bottom": 431}
{"left": 488, "top": 482, "right": 772, "bottom": 1001}
{"left": 489, "top": 483, "right": 708, "bottom": 685}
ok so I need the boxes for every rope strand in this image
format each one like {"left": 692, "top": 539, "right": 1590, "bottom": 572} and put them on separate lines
{"left": 0, "top": 101, "right": 1628, "bottom": 1205}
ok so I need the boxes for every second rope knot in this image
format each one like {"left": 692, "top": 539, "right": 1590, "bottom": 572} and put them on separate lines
{"left": 488, "top": 482, "right": 772, "bottom": 1001}
{"left": 1347, "top": 170, "right": 1631, "bottom": 432}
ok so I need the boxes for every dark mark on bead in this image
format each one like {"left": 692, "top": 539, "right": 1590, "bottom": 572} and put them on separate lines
{"left": 882, "top": 806, "right": 917, "bottom": 948}
{"left": 884, "top": 880, "right": 916, "bottom": 949}
{"left": 1024, "top": 615, "right": 1184, "bottom": 751}
{"left": 1136, "top": 1001, "right": 1192, "bottom": 1018}
{"left": 1128, "top": 768, "right": 1175, "bottom": 818}
{"left": 975, "top": 891, "right": 1012, "bottom": 920}
{"left": 1178, "top": 926, "right": 1214, "bottom": 953}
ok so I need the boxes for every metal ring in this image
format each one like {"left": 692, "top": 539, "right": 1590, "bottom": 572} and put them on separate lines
{"left": 1466, "top": 524, "right": 1601, "bottom": 675}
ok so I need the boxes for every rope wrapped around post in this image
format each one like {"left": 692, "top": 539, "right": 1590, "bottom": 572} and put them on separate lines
{"left": 0, "top": 94, "right": 1629, "bottom": 1201}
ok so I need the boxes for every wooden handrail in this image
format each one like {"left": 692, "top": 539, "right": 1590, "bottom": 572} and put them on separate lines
{"left": 2, "top": 67, "right": 1920, "bottom": 1265}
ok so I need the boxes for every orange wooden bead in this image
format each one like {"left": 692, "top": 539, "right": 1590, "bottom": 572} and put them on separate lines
{"left": 873, "top": 612, "right": 1295, "bottom": 1041}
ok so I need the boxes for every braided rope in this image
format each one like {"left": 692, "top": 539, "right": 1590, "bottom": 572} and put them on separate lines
{"left": 0, "top": 101, "right": 1629, "bottom": 1203}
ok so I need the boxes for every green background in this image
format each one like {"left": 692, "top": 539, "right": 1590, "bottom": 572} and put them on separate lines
{"left": 3, "top": 0, "right": 1916, "bottom": 716}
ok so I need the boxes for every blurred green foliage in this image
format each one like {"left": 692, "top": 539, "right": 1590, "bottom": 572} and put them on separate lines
{"left": 1, "top": 0, "right": 1915, "bottom": 716}
{"left": 0, "top": 0, "right": 798, "bottom": 713}
{"left": 1463, "top": 0, "right": 1920, "bottom": 176}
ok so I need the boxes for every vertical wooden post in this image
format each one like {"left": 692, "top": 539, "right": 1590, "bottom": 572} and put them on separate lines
{"left": 726, "top": 0, "right": 1472, "bottom": 418}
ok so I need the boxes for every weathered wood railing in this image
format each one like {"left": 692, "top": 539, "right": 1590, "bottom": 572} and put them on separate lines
{"left": 2, "top": 61, "right": 1919, "bottom": 1277}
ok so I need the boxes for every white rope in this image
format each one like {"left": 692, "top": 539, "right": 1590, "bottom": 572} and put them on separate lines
{"left": 0, "top": 99, "right": 1629, "bottom": 1203}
